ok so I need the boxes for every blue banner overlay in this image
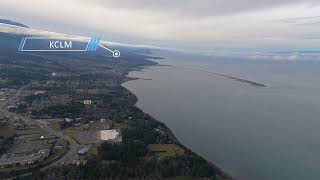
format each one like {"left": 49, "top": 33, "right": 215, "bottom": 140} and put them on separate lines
{"left": 17, "top": 37, "right": 26, "bottom": 51}
{"left": 18, "top": 37, "right": 101, "bottom": 52}
{"left": 86, "top": 37, "right": 100, "bottom": 51}
{"left": 17, "top": 36, "right": 120, "bottom": 58}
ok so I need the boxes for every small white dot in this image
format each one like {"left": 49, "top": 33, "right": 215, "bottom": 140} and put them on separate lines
{"left": 113, "top": 50, "right": 120, "bottom": 58}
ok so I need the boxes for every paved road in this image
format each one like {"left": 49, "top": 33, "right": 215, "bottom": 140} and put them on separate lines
{"left": 0, "top": 85, "right": 83, "bottom": 177}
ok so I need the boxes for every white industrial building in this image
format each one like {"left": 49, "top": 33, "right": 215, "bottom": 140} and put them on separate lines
{"left": 100, "top": 130, "right": 121, "bottom": 142}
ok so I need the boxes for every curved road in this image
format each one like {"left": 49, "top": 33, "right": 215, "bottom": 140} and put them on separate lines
{"left": 0, "top": 85, "right": 82, "bottom": 177}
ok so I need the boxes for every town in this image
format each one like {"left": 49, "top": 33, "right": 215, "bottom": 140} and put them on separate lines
{"left": 0, "top": 79, "right": 125, "bottom": 171}
{"left": 0, "top": 28, "right": 229, "bottom": 180}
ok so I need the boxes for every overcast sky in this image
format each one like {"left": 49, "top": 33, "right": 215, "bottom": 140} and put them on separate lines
{"left": 1, "top": 0, "right": 320, "bottom": 59}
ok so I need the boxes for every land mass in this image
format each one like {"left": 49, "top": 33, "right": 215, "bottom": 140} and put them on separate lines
{"left": 0, "top": 19, "right": 29, "bottom": 28}
{"left": 0, "top": 23, "right": 234, "bottom": 180}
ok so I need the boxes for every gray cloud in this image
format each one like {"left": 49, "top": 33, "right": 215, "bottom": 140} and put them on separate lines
{"left": 249, "top": 51, "right": 320, "bottom": 61}
{"left": 278, "top": 15, "right": 320, "bottom": 24}
{"left": 90, "top": 0, "right": 320, "bottom": 17}
{"left": 0, "top": 0, "right": 320, "bottom": 53}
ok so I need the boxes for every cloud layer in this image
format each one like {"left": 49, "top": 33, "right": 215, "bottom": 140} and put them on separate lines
{"left": 1, "top": 0, "right": 320, "bottom": 54}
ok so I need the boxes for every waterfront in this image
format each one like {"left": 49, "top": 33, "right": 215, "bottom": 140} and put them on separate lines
{"left": 123, "top": 52, "right": 320, "bottom": 180}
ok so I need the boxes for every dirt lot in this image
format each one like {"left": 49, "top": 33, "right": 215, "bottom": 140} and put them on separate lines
{"left": 74, "top": 130, "right": 100, "bottom": 145}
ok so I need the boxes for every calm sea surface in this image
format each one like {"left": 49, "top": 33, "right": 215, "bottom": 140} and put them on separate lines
{"left": 122, "top": 52, "right": 320, "bottom": 180}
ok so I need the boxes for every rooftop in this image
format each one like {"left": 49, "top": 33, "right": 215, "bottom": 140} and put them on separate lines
{"left": 100, "top": 130, "right": 120, "bottom": 141}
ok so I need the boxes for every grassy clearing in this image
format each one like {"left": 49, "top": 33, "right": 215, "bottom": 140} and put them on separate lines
{"left": 113, "top": 122, "right": 129, "bottom": 129}
{"left": 50, "top": 95, "right": 71, "bottom": 105}
{"left": 168, "top": 176, "right": 195, "bottom": 180}
{"left": 89, "top": 146, "right": 99, "bottom": 156}
{"left": 0, "top": 127, "right": 15, "bottom": 137}
{"left": 16, "top": 127, "right": 46, "bottom": 136}
{"left": 65, "top": 124, "right": 89, "bottom": 131}
{"left": 64, "top": 131, "right": 77, "bottom": 138}
{"left": 49, "top": 123, "right": 61, "bottom": 131}
{"left": 76, "top": 88, "right": 110, "bottom": 96}
{"left": 148, "top": 144, "right": 185, "bottom": 158}
{"left": 22, "top": 133, "right": 44, "bottom": 141}
{"left": 63, "top": 131, "right": 78, "bottom": 142}
{"left": 0, "top": 79, "right": 8, "bottom": 86}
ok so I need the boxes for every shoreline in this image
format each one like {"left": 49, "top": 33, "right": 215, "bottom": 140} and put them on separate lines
{"left": 121, "top": 62, "right": 236, "bottom": 180}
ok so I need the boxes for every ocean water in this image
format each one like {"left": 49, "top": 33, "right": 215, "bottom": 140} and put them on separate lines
{"left": 122, "top": 52, "right": 320, "bottom": 180}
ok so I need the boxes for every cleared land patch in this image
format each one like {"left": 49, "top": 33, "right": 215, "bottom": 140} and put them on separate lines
{"left": 148, "top": 144, "right": 185, "bottom": 158}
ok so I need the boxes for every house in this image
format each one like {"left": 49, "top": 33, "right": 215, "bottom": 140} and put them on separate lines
{"left": 98, "top": 118, "right": 111, "bottom": 130}
{"left": 65, "top": 118, "right": 73, "bottom": 123}
{"left": 83, "top": 100, "right": 92, "bottom": 105}
{"left": 78, "top": 147, "right": 90, "bottom": 155}
{"left": 34, "top": 91, "right": 46, "bottom": 95}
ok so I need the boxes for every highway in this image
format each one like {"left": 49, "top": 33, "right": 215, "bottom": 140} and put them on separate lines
{"left": 0, "top": 85, "right": 83, "bottom": 177}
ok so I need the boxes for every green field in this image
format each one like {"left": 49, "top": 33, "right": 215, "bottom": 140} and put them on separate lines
{"left": 16, "top": 127, "right": 47, "bottom": 135}
{"left": 63, "top": 131, "right": 79, "bottom": 143}
{"left": 50, "top": 95, "right": 71, "bottom": 105}
{"left": 88, "top": 146, "right": 98, "bottom": 156}
{"left": 49, "top": 123, "right": 61, "bottom": 131}
{"left": 148, "top": 144, "right": 185, "bottom": 158}
{"left": 0, "top": 79, "right": 8, "bottom": 86}
{"left": 64, "top": 131, "right": 77, "bottom": 139}
{"left": 76, "top": 88, "right": 110, "bottom": 96}
{"left": 0, "top": 127, "right": 15, "bottom": 137}
{"left": 112, "top": 122, "right": 129, "bottom": 129}
{"left": 168, "top": 176, "right": 196, "bottom": 180}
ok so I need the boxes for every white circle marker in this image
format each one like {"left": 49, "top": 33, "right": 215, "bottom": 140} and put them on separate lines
{"left": 113, "top": 50, "right": 120, "bottom": 58}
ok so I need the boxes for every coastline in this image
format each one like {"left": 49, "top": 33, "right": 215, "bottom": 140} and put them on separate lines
{"left": 121, "top": 61, "right": 236, "bottom": 180}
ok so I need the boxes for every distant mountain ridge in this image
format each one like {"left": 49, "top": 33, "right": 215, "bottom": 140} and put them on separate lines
{"left": 0, "top": 19, "right": 28, "bottom": 28}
